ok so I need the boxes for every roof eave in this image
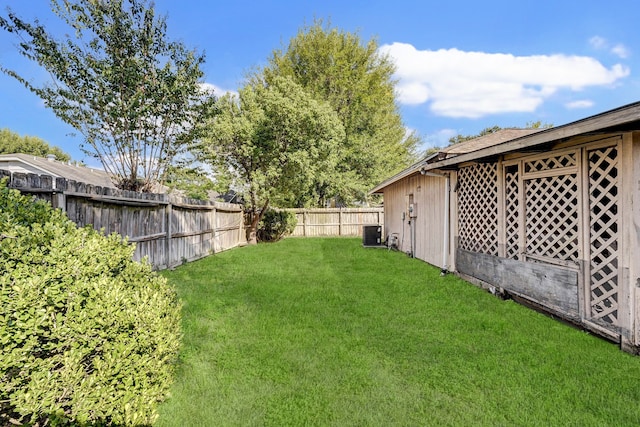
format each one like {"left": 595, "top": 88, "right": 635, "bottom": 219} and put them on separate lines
{"left": 423, "top": 101, "right": 640, "bottom": 171}
{"left": 368, "top": 101, "right": 640, "bottom": 194}
{"left": 369, "top": 152, "right": 441, "bottom": 194}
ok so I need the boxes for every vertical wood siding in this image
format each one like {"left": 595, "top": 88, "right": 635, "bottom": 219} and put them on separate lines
{"left": 376, "top": 132, "right": 640, "bottom": 352}
{"left": 381, "top": 174, "right": 447, "bottom": 268}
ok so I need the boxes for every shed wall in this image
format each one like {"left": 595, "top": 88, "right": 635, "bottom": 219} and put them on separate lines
{"left": 379, "top": 131, "right": 640, "bottom": 352}
{"left": 452, "top": 133, "right": 639, "bottom": 348}
{"left": 383, "top": 174, "right": 448, "bottom": 268}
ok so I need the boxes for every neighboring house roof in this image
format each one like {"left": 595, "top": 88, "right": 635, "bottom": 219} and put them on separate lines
{"left": 370, "top": 101, "right": 640, "bottom": 194}
{"left": 0, "top": 153, "right": 115, "bottom": 188}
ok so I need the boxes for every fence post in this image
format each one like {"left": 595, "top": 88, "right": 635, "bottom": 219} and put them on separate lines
{"left": 239, "top": 207, "right": 244, "bottom": 245}
{"left": 165, "top": 201, "right": 172, "bottom": 269}
{"left": 303, "top": 211, "right": 307, "bottom": 237}
{"left": 339, "top": 209, "right": 343, "bottom": 236}
{"left": 52, "top": 177, "right": 68, "bottom": 213}
{"left": 212, "top": 204, "right": 217, "bottom": 253}
{"left": 52, "top": 192, "right": 66, "bottom": 212}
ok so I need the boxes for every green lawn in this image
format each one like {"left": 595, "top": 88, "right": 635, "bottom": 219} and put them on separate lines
{"left": 157, "top": 238, "right": 640, "bottom": 426}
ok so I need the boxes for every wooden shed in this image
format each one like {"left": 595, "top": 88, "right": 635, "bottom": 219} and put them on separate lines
{"left": 371, "top": 102, "right": 640, "bottom": 354}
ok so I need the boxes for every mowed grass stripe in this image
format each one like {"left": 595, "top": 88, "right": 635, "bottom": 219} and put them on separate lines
{"left": 158, "top": 238, "right": 640, "bottom": 426}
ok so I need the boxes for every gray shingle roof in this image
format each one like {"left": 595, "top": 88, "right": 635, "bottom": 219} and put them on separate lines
{"left": 0, "top": 153, "right": 115, "bottom": 188}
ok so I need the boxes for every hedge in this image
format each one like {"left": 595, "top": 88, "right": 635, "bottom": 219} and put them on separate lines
{"left": 0, "top": 180, "right": 181, "bottom": 426}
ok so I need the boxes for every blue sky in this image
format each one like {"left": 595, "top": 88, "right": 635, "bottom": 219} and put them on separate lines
{"left": 1, "top": 0, "right": 639, "bottom": 166}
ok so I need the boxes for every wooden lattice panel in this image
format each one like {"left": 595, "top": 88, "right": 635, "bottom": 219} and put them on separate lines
{"left": 588, "top": 146, "right": 619, "bottom": 326}
{"left": 525, "top": 174, "right": 579, "bottom": 261}
{"left": 458, "top": 163, "right": 499, "bottom": 255}
{"left": 504, "top": 166, "right": 519, "bottom": 260}
{"left": 524, "top": 152, "right": 576, "bottom": 173}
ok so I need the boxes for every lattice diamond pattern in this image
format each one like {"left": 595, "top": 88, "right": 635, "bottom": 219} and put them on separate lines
{"left": 589, "top": 146, "right": 619, "bottom": 326}
{"left": 524, "top": 152, "right": 576, "bottom": 173}
{"left": 505, "top": 167, "right": 519, "bottom": 260}
{"left": 458, "top": 163, "right": 499, "bottom": 255}
{"left": 525, "top": 174, "right": 579, "bottom": 261}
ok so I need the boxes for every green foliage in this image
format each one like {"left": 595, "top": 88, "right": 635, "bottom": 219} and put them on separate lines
{"left": 164, "top": 163, "right": 221, "bottom": 201}
{"left": 257, "top": 209, "right": 297, "bottom": 242}
{"left": 263, "top": 19, "right": 419, "bottom": 204}
{"left": 0, "top": 128, "right": 71, "bottom": 162}
{"left": 203, "top": 75, "right": 344, "bottom": 242}
{"left": 0, "top": 180, "right": 181, "bottom": 426}
{"left": 525, "top": 120, "right": 554, "bottom": 129}
{"left": 0, "top": 0, "right": 216, "bottom": 192}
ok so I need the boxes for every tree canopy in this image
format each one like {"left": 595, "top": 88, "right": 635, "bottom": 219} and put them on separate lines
{"left": 202, "top": 75, "right": 344, "bottom": 243}
{"left": 261, "top": 20, "right": 419, "bottom": 204}
{"left": 0, "top": 0, "right": 216, "bottom": 191}
{"left": 0, "top": 128, "right": 71, "bottom": 162}
{"left": 163, "top": 163, "right": 220, "bottom": 201}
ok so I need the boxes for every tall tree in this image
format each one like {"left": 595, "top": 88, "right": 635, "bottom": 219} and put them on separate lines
{"left": 202, "top": 75, "right": 344, "bottom": 244}
{"left": 262, "top": 20, "right": 419, "bottom": 205}
{"left": 0, "top": 0, "right": 215, "bottom": 191}
{"left": 0, "top": 128, "right": 71, "bottom": 162}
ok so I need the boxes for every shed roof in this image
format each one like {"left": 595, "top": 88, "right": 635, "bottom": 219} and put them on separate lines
{"left": 369, "top": 129, "right": 541, "bottom": 194}
{"left": 441, "top": 128, "right": 542, "bottom": 155}
{"left": 0, "top": 153, "right": 115, "bottom": 188}
{"left": 370, "top": 100, "right": 640, "bottom": 194}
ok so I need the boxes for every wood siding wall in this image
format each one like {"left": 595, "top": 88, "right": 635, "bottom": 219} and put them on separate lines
{"left": 2, "top": 169, "right": 245, "bottom": 270}
{"left": 379, "top": 132, "right": 640, "bottom": 353}
{"left": 285, "top": 208, "right": 383, "bottom": 237}
{"left": 453, "top": 133, "right": 640, "bottom": 350}
{"left": 382, "top": 174, "right": 450, "bottom": 268}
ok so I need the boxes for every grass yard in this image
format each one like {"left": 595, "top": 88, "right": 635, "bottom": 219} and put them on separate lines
{"left": 157, "top": 238, "right": 640, "bottom": 426}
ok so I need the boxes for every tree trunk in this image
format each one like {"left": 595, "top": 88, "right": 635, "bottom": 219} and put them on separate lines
{"left": 247, "top": 199, "right": 269, "bottom": 245}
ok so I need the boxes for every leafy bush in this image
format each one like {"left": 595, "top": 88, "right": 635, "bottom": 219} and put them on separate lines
{"left": 0, "top": 181, "right": 181, "bottom": 426}
{"left": 257, "top": 209, "right": 297, "bottom": 242}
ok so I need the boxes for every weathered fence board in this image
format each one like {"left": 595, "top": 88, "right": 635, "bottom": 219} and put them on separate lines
{"left": 2, "top": 169, "right": 245, "bottom": 270}
{"left": 284, "top": 208, "right": 384, "bottom": 237}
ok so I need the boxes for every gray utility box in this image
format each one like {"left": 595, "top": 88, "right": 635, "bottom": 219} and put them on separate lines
{"left": 362, "top": 225, "right": 382, "bottom": 246}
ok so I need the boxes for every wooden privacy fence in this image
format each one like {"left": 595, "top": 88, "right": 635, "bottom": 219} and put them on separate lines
{"left": 2, "top": 169, "right": 245, "bottom": 270}
{"left": 284, "top": 207, "right": 384, "bottom": 237}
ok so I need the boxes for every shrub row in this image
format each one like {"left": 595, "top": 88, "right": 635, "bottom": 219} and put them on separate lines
{"left": 0, "top": 180, "right": 181, "bottom": 426}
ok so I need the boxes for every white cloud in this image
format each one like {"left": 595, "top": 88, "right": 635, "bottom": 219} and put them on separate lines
{"left": 589, "top": 36, "right": 607, "bottom": 50}
{"left": 199, "top": 82, "right": 238, "bottom": 98}
{"left": 612, "top": 44, "right": 630, "bottom": 59}
{"left": 565, "top": 99, "right": 594, "bottom": 109}
{"left": 589, "top": 36, "right": 630, "bottom": 59}
{"left": 379, "top": 43, "right": 630, "bottom": 118}
{"left": 403, "top": 126, "right": 417, "bottom": 139}
{"left": 425, "top": 128, "right": 458, "bottom": 149}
